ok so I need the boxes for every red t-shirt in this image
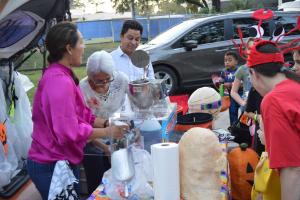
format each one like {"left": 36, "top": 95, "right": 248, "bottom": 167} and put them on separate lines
{"left": 261, "top": 79, "right": 300, "bottom": 169}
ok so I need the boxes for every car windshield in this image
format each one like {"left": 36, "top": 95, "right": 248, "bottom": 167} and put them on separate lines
{"left": 147, "top": 19, "right": 202, "bottom": 45}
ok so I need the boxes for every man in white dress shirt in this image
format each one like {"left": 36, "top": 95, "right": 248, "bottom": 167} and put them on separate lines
{"left": 111, "top": 20, "right": 155, "bottom": 81}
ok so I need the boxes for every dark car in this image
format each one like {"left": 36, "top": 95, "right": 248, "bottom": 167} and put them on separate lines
{"left": 139, "top": 11, "right": 300, "bottom": 94}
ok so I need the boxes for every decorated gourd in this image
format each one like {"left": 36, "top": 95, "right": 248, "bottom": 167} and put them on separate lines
{"left": 179, "top": 127, "right": 225, "bottom": 200}
{"left": 228, "top": 143, "right": 259, "bottom": 200}
{"left": 188, "top": 87, "right": 221, "bottom": 118}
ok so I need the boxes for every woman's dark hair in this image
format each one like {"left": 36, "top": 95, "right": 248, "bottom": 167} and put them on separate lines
{"left": 252, "top": 43, "right": 300, "bottom": 84}
{"left": 121, "top": 20, "right": 143, "bottom": 36}
{"left": 45, "top": 22, "right": 79, "bottom": 85}
{"left": 46, "top": 22, "right": 78, "bottom": 63}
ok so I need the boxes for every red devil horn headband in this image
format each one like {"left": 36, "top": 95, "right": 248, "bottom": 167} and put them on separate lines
{"left": 233, "top": 9, "right": 300, "bottom": 67}
{"left": 252, "top": 9, "right": 274, "bottom": 38}
{"left": 247, "top": 40, "right": 284, "bottom": 68}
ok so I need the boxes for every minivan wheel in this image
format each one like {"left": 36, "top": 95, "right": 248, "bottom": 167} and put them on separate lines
{"left": 154, "top": 65, "right": 178, "bottom": 95}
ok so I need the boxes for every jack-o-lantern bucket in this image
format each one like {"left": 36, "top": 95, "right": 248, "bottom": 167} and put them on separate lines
{"left": 228, "top": 143, "right": 259, "bottom": 200}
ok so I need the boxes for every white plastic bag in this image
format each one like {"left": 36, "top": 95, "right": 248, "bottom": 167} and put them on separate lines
{"left": 0, "top": 140, "right": 18, "bottom": 188}
{"left": 11, "top": 72, "right": 33, "bottom": 158}
{"left": 102, "top": 147, "right": 154, "bottom": 200}
{"left": 16, "top": 72, "right": 34, "bottom": 92}
{"left": 0, "top": 72, "right": 33, "bottom": 188}
{"left": 0, "top": 79, "right": 19, "bottom": 187}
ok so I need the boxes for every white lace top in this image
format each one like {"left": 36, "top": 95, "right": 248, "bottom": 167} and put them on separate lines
{"left": 79, "top": 71, "right": 130, "bottom": 118}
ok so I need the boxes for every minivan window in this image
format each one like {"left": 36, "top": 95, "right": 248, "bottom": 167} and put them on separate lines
{"left": 148, "top": 19, "right": 200, "bottom": 46}
{"left": 232, "top": 18, "right": 270, "bottom": 38}
{"left": 273, "top": 16, "right": 300, "bottom": 36}
{"left": 182, "top": 20, "right": 225, "bottom": 45}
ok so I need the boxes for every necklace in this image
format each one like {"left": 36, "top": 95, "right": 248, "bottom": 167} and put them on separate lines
{"left": 97, "top": 89, "right": 110, "bottom": 102}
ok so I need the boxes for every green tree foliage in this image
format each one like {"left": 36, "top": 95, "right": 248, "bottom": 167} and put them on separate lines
{"left": 212, "top": 0, "right": 221, "bottom": 12}
{"left": 175, "top": 0, "right": 222, "bottom": 13}
{"left": 71, "top": 0, "right": 85, "bottom": 9}
{"left": 112, "top": 0, "right": 157, "bottom": 16}
{"left": 176, "top": 0, "right": 208, "bottom": 9}
{"left": 71, "top": 0, "right": 104, "bottom": 10}
{"left": 224, "top": 0, "right": 258, "bottom": 12}
{"left": 157, "top": 0, "right": 186, "bottom": 14}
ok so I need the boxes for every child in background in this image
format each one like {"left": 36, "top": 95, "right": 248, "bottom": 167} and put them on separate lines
{"left": 221, "top": 51, "right": 242, "bottom": 125}
{"left": 293, "top": 48, "right": 300, "bottom": 75}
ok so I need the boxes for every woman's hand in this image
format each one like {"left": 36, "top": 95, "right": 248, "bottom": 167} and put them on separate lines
{"left": 93, "top": 117, "right": 108, "bottom": 128}
{"left": 107, "top": 125, "right": 129, "bottom": 139}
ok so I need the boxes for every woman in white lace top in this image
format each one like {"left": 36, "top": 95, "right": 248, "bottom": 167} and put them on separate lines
{"left": 79, "top": 50, "right": 131, "bottom": 193}
{"left": 80, "top": 51, "right": 131, "bottom": 119}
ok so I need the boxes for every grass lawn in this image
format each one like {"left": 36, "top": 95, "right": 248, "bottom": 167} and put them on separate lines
{"left": 20, "top": 41, "right": 119, "bottom": 103}
{"left": 21, "top": 42, "right": 119, "bottom": 70}
{"left": 22, "top": 67, "right": 87, "bottom": 103}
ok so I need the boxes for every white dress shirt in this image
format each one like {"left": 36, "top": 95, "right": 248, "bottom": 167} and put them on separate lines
{"left": 110, "top": 47, "right": 155, "bottom": 81}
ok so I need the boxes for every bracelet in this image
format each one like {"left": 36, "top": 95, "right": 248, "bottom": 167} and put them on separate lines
{"left": 253, "top": 113, "right": 257, "bottom": 122}
{"left": 104, "top": 119, "right": 109, "bottom": 128}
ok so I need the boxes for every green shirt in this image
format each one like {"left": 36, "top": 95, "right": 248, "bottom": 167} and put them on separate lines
{"left": 234, "top": 65, "right": 252, "bottom": 98}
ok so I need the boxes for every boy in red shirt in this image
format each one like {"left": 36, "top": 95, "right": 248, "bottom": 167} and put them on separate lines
{"left": 247, "top": 40, "right": 300, "bottom": 200}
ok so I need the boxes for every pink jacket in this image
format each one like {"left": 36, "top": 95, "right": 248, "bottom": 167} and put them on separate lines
{"left": 28, "top": 63, "right": 95, "bottom": 164}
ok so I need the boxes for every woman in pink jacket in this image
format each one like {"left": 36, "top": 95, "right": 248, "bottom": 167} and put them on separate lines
{"left": 27, "top": 22, "right": 126, "bottom": 200}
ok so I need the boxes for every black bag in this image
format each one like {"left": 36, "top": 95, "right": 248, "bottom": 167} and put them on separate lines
{"left": 228, "top": 112, "right": 252, "bottom": 146}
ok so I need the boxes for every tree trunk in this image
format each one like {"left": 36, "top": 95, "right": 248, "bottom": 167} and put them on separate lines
{"left": 212, "top": 0, "right": 221, "bottom": 12}
{"left": 131, "top": 0, "right": 136, "bottom": 19}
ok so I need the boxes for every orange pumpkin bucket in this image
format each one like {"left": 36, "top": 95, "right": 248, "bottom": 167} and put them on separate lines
{"left": 220, "top": 96, "right": 230, "bottom": 112}
{"left": 228, "top": 143, "right": 259, "bottom": 200}
{"left": 174, "top": 112, "right": 213, "bottom": 132}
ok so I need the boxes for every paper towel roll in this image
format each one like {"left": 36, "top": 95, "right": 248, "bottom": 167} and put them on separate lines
{"left": 151, "top": 143, "right": 180, "bottom": 200}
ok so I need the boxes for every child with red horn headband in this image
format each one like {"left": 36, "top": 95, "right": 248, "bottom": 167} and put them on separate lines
{"left": 248, "top": 39, "right": 300, "bottom": 200}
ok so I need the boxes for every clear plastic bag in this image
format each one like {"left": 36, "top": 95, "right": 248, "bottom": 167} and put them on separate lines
{"left": 102, "top": 146, "right": 154, "bottom": 200}
{"left": 0, "top": 140, "right": 18, "bottom": 188}
{"left": 0, "top": 72, "right": 33, "bottom": 187}
{"left": 11, "top": 73, "right": 33, "bottom": 159}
